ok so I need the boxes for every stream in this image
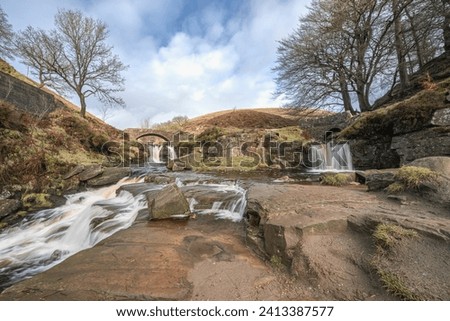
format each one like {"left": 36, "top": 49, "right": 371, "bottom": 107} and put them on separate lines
{"left": 0, "top": 165, "right": 247, "bottom": 290}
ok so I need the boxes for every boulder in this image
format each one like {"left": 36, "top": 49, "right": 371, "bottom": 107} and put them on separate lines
{"left": 408, "top": 156, "right": 450, "bottom": 178}
{"left": 147, "top": 184, "right": 190, "bottom": 220}
{"left": 78, "top": 165, "right": 103, "bottom": 181}
{"left": 407, "top": 157, "right": 450, "bottom": 208}
{"left": 364, "top": 169, "right": 399, "bottom": 191}
{"left": 0, "top": 199, "right": 21, "bottom": 220}
{"left": 87, "top": 167, "right": 131, "bottom": 187}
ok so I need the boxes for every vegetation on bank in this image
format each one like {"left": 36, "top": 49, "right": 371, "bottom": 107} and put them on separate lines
{"left": 371, "top": 223, "right": 420, "bottom": 300}
{"left": 0, "top": 99, "right": 121, "bottom": 199}
{"left": 340, "top": 77, "right": 450, "bottom": 140}
{"left": 320, "top": 173, "right": 353, "bottom": 187}
{"left": 386, "top": 166, "right": 439, "bottom": 193}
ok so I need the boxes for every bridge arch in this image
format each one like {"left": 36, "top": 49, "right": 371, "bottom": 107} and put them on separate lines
{"left": 136, "top": 132, "right": 170, "bottom": 142}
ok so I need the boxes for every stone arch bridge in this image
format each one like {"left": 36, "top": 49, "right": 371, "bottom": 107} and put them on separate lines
{"left": 124, "top": 128, "right": 191, "bottom": 145}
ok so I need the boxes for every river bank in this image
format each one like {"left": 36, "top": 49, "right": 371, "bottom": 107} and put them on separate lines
{"left": 1, "top": 175, "right": 448, "bottom": 300}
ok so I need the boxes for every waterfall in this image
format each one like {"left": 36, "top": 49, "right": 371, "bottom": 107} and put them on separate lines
{"left": 309, "top": 142, "right": 353, "bottom": 171}
{"left": 0, "top": 177, "right": 146, "bottom": 288}
{"left": 168, "top": 145, "right": 177, "bottom": 160}
{"left": 149, "top": 144, "right": 163, "bottom": 163}
{"left": 0, "top": 174, "right": 247, "bottom": 289}
{"left": 181, "top": 182, "right": 247, "bottom": 223}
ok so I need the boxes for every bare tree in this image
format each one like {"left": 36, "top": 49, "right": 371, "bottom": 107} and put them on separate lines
{"left": 274, "top": 0, "right": 446, "bottom": 113}
{"left": 15, "top": 9, "right": 127, "bottom": 118}
{"left": 96, "top": 104, "right": 115, "bottom": 122}
{"left": 15, "top": 27, "right": 66, "bottom": 91}
{"left": 0, "top": 5, "right": 14, "bottom": 60}
{"left": 140, "top": 117, "right": 152, "bottom": 129}
{"left": 274, "top": 0, "right": 357, "bottom": 114}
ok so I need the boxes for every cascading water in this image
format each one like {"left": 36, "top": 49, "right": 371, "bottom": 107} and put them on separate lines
{"left": 0, "top": 173, "right": 247, "bottom": 289}
{"left": 149, "top": 144, "right": 163, "bottom": 163}
{"left": 168, "top": 145, "right": 177, "bottom": 160}
{"left": 309, "top": 142, "right": 353, "bottom": 171}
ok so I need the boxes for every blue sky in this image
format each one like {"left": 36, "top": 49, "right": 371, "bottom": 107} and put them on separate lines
{"left": 2, "top": 0, "right": 310, "bottom": 129}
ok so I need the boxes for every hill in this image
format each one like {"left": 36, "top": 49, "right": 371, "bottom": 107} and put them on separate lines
{"left": 182, "top": 107, "right": 328, "bottom": 134}
{"left": 0, "top": 60, "right": 123, "bottom": 220}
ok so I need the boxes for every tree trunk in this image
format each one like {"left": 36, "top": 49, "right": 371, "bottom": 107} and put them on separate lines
{"left": 338, "top": 72, "right": 355, "bottom": 114}
{"left": 405, "top": 8, "right": 424, "bottom": 68}
{"left": 79, "top": 93, "right": 87, "bottom": 118}
{"left": 392, "top": 0, "right": 409, "bottom": 92}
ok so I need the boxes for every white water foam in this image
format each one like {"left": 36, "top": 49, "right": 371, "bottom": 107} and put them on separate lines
{"left": 0, "top": 176, "right": 248, "bottom": 288}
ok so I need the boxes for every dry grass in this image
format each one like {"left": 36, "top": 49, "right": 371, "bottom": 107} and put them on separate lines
{"left": 386, "top": 166, "right": 439, "bottom": 193}
{"left": 373, "top": 223, "right": 418, "bottom": 248}
{"left": 340, "top": 79, "right": 449, "bottom": 140}
{"left": 372, "top": 223, "right": 421, "bottom": 300}
{"left": 320, "top": 173, "right": 352, "bottom": 186}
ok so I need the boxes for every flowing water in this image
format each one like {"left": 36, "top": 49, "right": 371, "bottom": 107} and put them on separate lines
{"left": 149, "top": 144, "right": 163, "bottom": 163}
{"left": 0, "top": 168, "right": 247, "bottom": 290}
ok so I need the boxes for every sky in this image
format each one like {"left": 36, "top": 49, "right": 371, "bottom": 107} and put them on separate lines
{"left": 2, "top": 0, "right": 310, "bottom": 129}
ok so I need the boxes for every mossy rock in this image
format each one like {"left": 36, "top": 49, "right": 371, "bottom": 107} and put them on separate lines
{"left": 21, "top": 193, "right": 53, "bottom": 209}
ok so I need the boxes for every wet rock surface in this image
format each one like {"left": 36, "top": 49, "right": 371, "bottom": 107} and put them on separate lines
{"left": 0, "top": 215, "right": 307, "bottom": 300}
{"left": 1, "top": 181, "right": 449, "bottom": 300}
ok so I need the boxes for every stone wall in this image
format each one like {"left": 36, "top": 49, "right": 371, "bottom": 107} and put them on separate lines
{"left": 0, "top": 71, "right": 63, "bottom": 116}
{"left": 298, "top": 112, "right": 353, "bottom": 141}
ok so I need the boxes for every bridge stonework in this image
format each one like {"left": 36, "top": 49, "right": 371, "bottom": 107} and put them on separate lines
{"left": 124, "top": 128, "right": 175, "bottom": 142}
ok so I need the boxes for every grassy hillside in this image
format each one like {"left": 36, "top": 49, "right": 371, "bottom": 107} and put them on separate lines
{"left": 0, "top": 61, "right": 122, "bottom": 198}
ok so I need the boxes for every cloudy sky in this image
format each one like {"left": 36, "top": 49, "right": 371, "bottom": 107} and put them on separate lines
{"left": 2, "top": 0, "right": 310, "bottom": 129}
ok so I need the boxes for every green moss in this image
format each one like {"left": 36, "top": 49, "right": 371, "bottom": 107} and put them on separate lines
{"left": 320, "top": 173, "right": 352, "bottom": 186}
{"left": 270, "top": 255, "right": 283, "bottom": 269}
{"left": 22, "top": 193, "right": 53, "bottom": 209}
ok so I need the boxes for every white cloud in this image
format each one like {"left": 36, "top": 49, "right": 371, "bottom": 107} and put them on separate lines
{"left": 2, "top": 0, "right": 310, "bottom": 129}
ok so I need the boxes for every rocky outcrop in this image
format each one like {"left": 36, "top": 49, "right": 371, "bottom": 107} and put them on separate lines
{"left": 391, "top": 127, "right": 450, "bottom": 164}
{"left": 63, "top": 165, "right": 131, "bottom": 188}
{"left": 144, "top": 174, "right": 176, "bottom": 184}
{"left": 77, "top": 165, "right": 104, "bottom": 181}
{"left": 86, "top": 167, "right": 131, "bottom": 187}
{"left": 245, "top": 182, "right": 450, "bottom": 300}
{"left": 147, "top": 184, "right": 191, "bottom": 220}
{"left": 342, "top": 98, "right": 450, "bottom": 169}
{"left": 408, "top": 157, "right": 450, "bottom": 208}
